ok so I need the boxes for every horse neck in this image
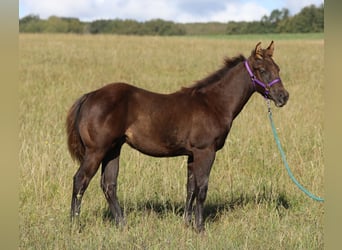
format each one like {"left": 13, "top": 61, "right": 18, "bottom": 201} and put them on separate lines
{"left": 205, "top": 62, "right": 255, "bottom": 121}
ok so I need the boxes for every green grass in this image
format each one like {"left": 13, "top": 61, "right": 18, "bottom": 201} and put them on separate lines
{"left": 189, "top": 33, "right": 324, "bottom": 40}
{"left": 19, "top": 34, "right": 324, "bottom": 249}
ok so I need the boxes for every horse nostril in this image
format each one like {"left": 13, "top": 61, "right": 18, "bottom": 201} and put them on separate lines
{"left": 279, "top": 91, "right": 289, "bottom": 101}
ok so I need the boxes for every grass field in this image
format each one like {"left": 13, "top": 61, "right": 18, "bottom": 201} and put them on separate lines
{"left": 19, "top": 34, "right": 324, "bottom": 249}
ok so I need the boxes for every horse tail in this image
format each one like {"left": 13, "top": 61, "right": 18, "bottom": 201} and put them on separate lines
{"left": 66, "top": 94, "right": 89, "bottom": 164}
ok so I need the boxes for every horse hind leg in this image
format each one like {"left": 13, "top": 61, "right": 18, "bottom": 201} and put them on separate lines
{"left": 101, "top": 145, "right": 125, "bottom": 226}
{"left": 70, "top": 150, "right": 104, "bottom": 222}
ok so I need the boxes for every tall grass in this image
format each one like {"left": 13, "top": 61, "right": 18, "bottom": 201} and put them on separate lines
{"left": 19, "top": 34, "right": 324, "bottom": 249}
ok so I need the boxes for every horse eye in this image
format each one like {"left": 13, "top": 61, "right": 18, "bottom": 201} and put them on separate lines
{"left": 260, "top": 69, "right": 266, "bottom": 74}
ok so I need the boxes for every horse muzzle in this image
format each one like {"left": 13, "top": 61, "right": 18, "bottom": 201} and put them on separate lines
{"left": 272, "top": 89, "right": 289, "bottom": 107}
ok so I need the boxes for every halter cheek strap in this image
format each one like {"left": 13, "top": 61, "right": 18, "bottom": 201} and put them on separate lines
{"left": 244, "top": 60, "right": 281, "bottom": 97}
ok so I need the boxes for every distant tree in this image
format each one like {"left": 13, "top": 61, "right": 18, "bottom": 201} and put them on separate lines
{"left": 44, "top": 16, "right": 68, "bottom": 33}
{"left": 19, "top": 14, "right": 40, "bottom": 25}
{"left": 289, "top": 4, "right": 324, "bottom": 32}
{"left": 260, "top": 8, "right": 290, "bottom": 33}
{"left": 269, "top": 9, "right": 282, "bottom": 23}
{"left": 226, "top": 21, "right": 241, "bottom": 34}
{"left": 19, "top": 15, "right": 46, "bottom": 33}
{"left": 88, "top": 20, "right": 112, "bottom": 34}
{"left": 120, "top": 20, "right": 143, "bottom": 35}
{"left": 62, "top": 17, "right": 84, "bottom": 33}
{"left": 144, "top": 19, "right": 185, "bottom": 36}
{"left": 19, "top": 15, "right": 85, "bottom": 33}
{"left": 19, "top": 4, "right": 323, "bottom": 35}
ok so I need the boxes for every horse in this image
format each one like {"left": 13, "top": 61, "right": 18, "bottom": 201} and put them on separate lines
{"left": 66, "top": 41, "right": 289, "bottom": 232}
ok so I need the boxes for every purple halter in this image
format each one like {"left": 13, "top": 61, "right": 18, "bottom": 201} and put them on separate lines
{"left": 244, "top": 60, "right": 281, "bottom": 97}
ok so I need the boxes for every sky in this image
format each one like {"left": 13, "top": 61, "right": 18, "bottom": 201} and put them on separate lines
{"left": 19, "top": 0, "right": 324, "bottom": 23}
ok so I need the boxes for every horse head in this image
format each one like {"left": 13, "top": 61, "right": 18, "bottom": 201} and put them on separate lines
{"left": 246, "top": 41, "right": 289, "bottom": 107}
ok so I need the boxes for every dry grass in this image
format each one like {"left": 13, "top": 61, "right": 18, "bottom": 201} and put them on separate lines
{"left": 19, "top": 34, "right": 324, "bottom": 249}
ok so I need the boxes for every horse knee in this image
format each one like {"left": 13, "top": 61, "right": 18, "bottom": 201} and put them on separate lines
{"left": 101, "top": 180, "right": 117, "bottom": 196}
{"left": 197, "top": 185, "right": 208, "bottom": 203}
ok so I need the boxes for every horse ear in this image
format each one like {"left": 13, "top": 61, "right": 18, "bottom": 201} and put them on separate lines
{"left": 266, "top": 41, "right": 274, "bottom": 57}
{"left": 254, "top": 42, "right": 263, "bottom": 59}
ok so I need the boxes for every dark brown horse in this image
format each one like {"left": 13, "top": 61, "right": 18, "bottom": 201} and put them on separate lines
{"left": 67, "top": 41, "right": 289, "bottom": 232}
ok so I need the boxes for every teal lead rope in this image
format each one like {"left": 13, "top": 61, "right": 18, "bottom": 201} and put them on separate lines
{"left": 267, "top": 100, "right": 324, "bottom": 202}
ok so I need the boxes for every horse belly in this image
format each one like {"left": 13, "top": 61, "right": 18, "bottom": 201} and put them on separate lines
{"left": 125, "top": 125, "right": 188, "bottom": 157}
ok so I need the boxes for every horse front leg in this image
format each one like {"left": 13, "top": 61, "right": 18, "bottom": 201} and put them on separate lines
{"left": 194, "top": 181, "right": 209, "bottom": 232}
{"left": 186, "top": 148, "right": 216, "bottom": 232}
{"left": 184, "top": 156, "right": 196, "bottom": 227}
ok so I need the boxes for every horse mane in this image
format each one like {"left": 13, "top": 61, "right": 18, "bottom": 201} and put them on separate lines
{"left": 182, "top": 54, "right": 246, "bottom": 93}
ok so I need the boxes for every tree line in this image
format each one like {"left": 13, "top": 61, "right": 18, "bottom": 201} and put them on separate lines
{"left": 19, "top": 4, "right": 323, "bottom": 35}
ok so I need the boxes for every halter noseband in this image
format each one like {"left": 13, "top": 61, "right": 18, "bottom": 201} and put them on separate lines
{"left": 244, "top": 60, "right": 281, "bottom": 97}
